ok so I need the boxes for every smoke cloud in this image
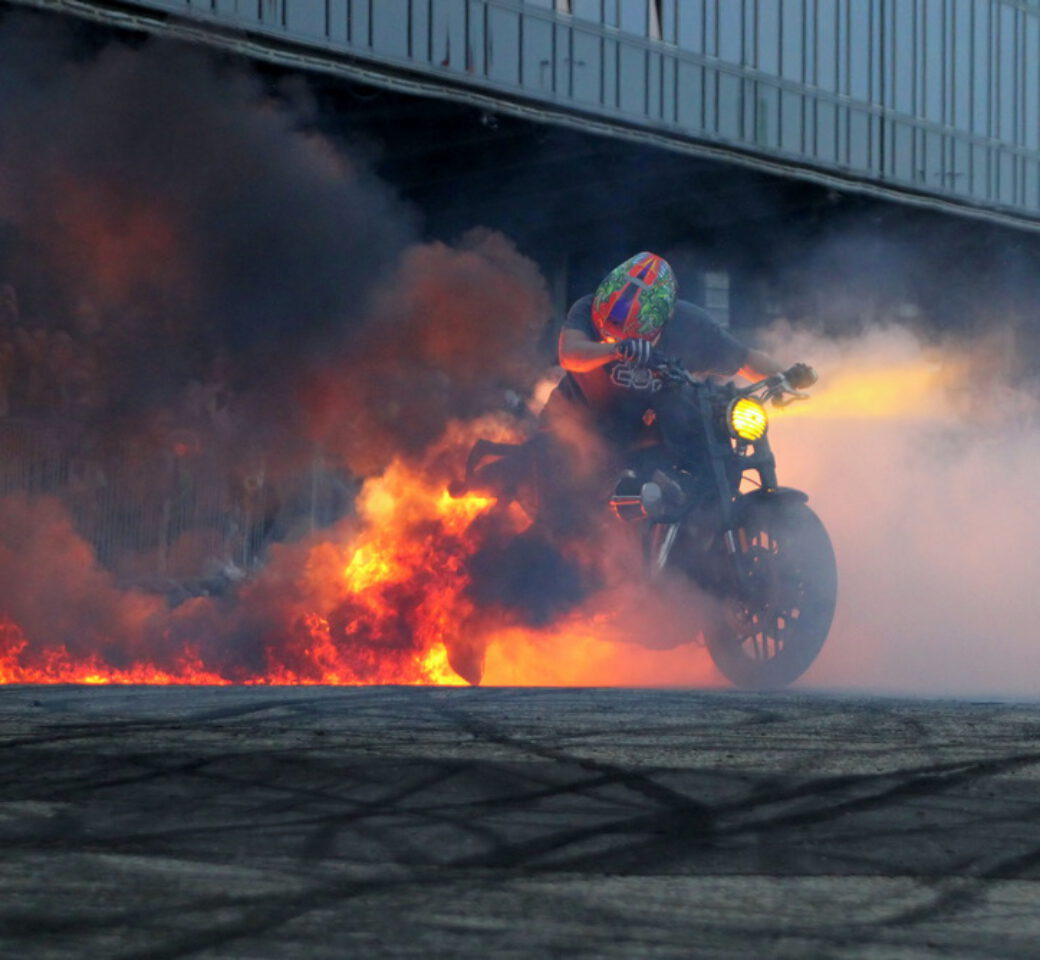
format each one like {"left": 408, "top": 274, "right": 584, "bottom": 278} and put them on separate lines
{"left": 0, "top": 11, "right": 555, "bottom": 684}
{"left": 305, "top": 229, "right": 550, "bottom": 476}
{"left": 0, "top": 10, "right": 1036, "bottom": 697}
{"left": 760, "top": 322, "right": 1040, "bottom": 696}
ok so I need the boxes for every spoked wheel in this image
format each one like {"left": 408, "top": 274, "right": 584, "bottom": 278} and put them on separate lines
{"left": 705, "top": 498, "right": 837, "bottom": 690}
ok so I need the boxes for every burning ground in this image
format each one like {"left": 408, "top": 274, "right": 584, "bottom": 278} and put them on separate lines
{"left": 0, "top": 12, "right": 1038, "bottom": 693}
{"left": 0, "top": 13, "right": 723, "bottom": 688}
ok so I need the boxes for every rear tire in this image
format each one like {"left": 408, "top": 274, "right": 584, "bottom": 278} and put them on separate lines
{"left": 703, "top": 498, "right": 837, "bottom": 690}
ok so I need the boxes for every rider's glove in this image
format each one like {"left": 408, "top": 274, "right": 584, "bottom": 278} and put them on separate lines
{"left": 784, "top": 362, "right": 817, "bottom": 389}
{"left": 614, "top": 338, "right": 654, "bottom": 368}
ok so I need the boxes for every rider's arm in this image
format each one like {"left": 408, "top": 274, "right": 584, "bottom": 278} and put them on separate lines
{"left": 558, "top": 328, "right": 617, "bottom": 373}
{"left": 738, "top": 348, "right": 785, "bottom": 381}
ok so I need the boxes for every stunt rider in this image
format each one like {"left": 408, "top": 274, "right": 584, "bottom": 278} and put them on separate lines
{"left": 542, "top": 251, "right": 809, "bottom": 449}
{"left": 459, "top": 253, "right": 813, "bottom": 534}
{"left": 536, "top": 253, "right": 813, "bottom": 532}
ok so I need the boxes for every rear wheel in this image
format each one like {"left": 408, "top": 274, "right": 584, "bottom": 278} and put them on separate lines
{"left": 703, "top": 498, "right": 837, "bottom": 690}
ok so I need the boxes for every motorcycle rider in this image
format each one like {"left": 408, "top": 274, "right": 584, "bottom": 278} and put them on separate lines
{"left": 461, "top": 253, "right": 814, "bottom": 534}
{"left": 543, "top": 251, "right": 812, "bottom": 448}
{"left": 535, "top": 252, "right": 814, "bottom": 533}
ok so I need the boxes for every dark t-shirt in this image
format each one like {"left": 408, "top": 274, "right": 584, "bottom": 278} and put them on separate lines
{"left": 548, "top": 294, "right": 747, "bottom": 444}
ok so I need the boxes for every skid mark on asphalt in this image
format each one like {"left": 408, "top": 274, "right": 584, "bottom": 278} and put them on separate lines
{"left": 4, "top": 687, "right": 1040, "bottom": 956}
{"left": 422, "top": 696, "right": 1040, "bottom": 880}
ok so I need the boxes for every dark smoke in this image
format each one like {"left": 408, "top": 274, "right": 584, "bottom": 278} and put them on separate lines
{"left": 0, "top": 10, "right": 556, "bottom": 682}
{"left": 0, "top": 8, "right": 419, "bottom": 497}
{"left": 0, "top": 12, "right": 411, "bottom": 354}
{"left": 303, "top": 228, "right": 550, "bottom": 476}
{"left": 466, "top": 528, "right": 589, "bottom": 627}
{"left": 0, "top": 10, "right": 550, "bottom": 484}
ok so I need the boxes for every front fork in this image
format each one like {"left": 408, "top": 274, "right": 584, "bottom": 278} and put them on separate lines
{"left": 642, "top": 514, "right": 747, "bottom": 604}
{"left": 700, "top": 386, "right": 753, "bottom": 595}
{"left": 648, "top": 386, "right": 779, "bottom": 594}
{"left": 643, "top": 521, "right": 680, "bottom": 577}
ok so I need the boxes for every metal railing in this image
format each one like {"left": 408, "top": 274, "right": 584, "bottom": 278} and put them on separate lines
{"left": 0, "top": 417, "right": 348, "bottom": 586}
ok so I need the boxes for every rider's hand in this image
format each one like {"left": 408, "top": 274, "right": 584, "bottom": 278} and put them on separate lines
{"left": 614, "top": 338, "right": 654, "bottom": 368}
{"left": 784, "top": 362, "right": 817, "bottom": 389}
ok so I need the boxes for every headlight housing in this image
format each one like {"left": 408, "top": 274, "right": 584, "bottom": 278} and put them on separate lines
{"left": 728, "top": 397, "right": 768, "bottom": 442}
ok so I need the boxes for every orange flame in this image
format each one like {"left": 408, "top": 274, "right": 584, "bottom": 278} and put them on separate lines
{"left": 0, "top": 619, "right": 229, "bottom": 685}
{"left": 0, "top": 419, "right": 720, "bottom": 688}
{"left": 776, "top": 358, "right": 954, "bottom": 421}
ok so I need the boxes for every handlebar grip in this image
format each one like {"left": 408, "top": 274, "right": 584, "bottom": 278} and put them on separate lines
{"left": 784, "top": 363, "right": 817, "bottom": 390}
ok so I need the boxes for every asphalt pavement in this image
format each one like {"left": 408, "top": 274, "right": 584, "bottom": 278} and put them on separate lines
{"left": 1, "top": 685, "right": 1039, "bottom": 959}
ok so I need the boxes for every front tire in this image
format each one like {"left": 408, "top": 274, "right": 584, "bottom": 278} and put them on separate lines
{"left": 703, "top": 498, "right": 837, "bottom": 690}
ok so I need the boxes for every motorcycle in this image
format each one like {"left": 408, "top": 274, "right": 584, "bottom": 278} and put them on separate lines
{"left": 455, "top": 359, "right": 837, "bottom": 690}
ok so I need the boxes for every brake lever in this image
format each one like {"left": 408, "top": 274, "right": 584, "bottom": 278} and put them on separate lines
{"left": 768, "top": 375, "right": 811, "bottom": 407}
{"left": 771, "top": 391, "right": 811, "bottom": 408}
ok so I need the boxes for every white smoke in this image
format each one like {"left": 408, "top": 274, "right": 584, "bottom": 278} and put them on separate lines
{"left": 762, "top": 322, "right": 1040, "bottom": 696}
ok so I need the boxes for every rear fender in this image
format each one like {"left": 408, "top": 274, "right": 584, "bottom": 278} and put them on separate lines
{"left": 450, "top": 438, "right": 525, "bottom": 497}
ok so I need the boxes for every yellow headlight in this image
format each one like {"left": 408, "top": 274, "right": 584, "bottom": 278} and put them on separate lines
{"left": 728, "top": 397, "right": 768, "bottom": 442}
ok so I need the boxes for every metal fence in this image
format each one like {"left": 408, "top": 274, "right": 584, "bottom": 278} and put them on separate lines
{"left": 0, "top": 418, "right": 350, "bottom": 586}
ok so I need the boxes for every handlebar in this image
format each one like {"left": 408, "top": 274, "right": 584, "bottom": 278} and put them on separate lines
{"left": 649, "top": 355, "right": 813, "bottom": 407}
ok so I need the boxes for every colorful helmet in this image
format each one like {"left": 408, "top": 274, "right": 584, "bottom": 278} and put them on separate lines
{"left": 591, "top": 252, "right": 677, "bottom": 343}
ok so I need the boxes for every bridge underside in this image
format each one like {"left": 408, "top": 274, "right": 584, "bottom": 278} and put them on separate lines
{"left": 4, "top": 1, "right": 1040, "bottom": 344}
{"left": 323, "top": 82, "right": 1040, "bottom": 346}
{"left": 13, "top": 0, "right": 1040, "bottom": 236}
